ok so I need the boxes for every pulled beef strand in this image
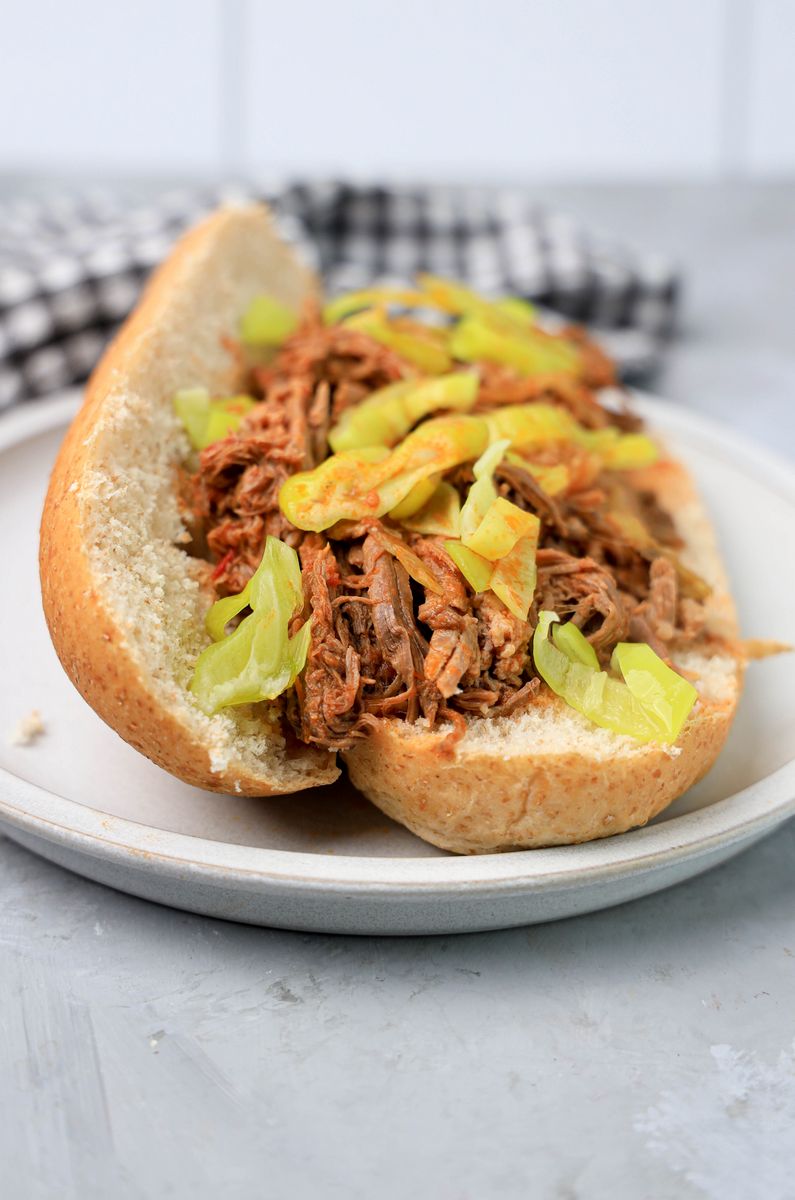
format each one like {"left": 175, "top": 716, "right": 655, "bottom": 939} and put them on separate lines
{"left": 628, "top": 556, "right": 679, "bottom": 659}
{"left": 473, "top": 591, "right": 532, "bottom": 684}
{"left": 295, "top": 546, "right": 368, "bottom": 750}
{"left": 413, "top": 539, "right": 481, "bottom": 699}
{"left": 536, "top": 548, "right": 629, "bottom": 653}
{"left": 362, "top": 535, "right": 440, "bottom": 725}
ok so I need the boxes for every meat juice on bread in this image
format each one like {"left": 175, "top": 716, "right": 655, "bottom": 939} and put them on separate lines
{"left": 40, "top": 206, "right": 751, "bottom": 853}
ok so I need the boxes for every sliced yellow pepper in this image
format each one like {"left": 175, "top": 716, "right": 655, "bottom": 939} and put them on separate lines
{"left": 401, "top": 481, "right": 462, "bottom": 537}
{"left": 611, "top": 642, "right": 698, "bottom": 738}
{"left": 329, "top": 372, "right": 479, "bottom": 453}
{"left": 489, "top": 521, "right": 540, "bottom": 620}
{"left": 417, "top": 276, "right": 539, "bottom": 341}
{"left": 488, "top": 403, "right": 658, "bottom": 471}
{"left": 444, "top": 540, "right": 493, "bottom": 594}
{"left": 344, "top": 311, "right": 452, "bottom": 374}
{"left": 239, "top": 295, "right": 298, "bottom": 346}
{"left": 459, "top": 439, "right": 510, "bottom": 542}
{"left": 205, "top": 586, "right": 252, "bottom": 643}
{"left": 487, "top": 402, "right": 580, "bottom": 446}
{"left": 494, "top": 296, "right": 536, "bottom": 324}
{"left": 527, "top": 463, "right": 570, "bottom": 496}
{"left": 587, "top": 430, "right": 659, "bottom": 470}
{"left": 464, "top": 497, "right": 540, "bottom": 562}
{"left": 450, "top": 317, "right": 581, "bottom": 377}
{"left": 279, "top": 415, "right": 489, "bottom": 532}
{"left": 388, "top": 474, "right": 441, "bottom": 520}
{"left": 174, "top": 389, "right": 256, "bottom": 451}
{"left": 325, "top": 277, "right": 538, "bottom": 338}
{"left": 416, "top": 273, "right": 507, "bottom": 321}
{"left": 533, "top": 611, "right": 697, "bottom": 743}
{"left": 323, "top": 288, "right": 429, "bottom": 325}
{"left": 552, "top": 621, "right": 599, "bottom": 669}
{"left": 189, "top": 537, "right": 310, "bottom": 714}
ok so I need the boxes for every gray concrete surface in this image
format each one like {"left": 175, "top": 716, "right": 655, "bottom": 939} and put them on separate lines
{"left": 2, "top": 181, "right": 795, "bottom": 1199}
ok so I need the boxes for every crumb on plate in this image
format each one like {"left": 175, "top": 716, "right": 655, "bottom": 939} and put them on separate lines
{"left": 9, "top": 709, "right": 46, "bottom": 746}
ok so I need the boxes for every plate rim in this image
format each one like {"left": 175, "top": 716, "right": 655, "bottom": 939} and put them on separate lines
{"left": 1, "top": 390, "right": 793, "bottom": 896}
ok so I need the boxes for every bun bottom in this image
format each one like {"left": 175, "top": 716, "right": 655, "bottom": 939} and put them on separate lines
{"left": 343, "top": 688, "right": 738, "bottom": 854}
{"left": 344, "top": 456, "right": 743, "bottom": 853}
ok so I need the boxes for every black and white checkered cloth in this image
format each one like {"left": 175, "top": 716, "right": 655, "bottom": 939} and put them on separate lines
{"left": 0, "top": 182, "right": 680, "bottom": 412}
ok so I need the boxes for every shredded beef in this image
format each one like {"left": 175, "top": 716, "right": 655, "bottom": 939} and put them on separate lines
{"left": 184, "top": 308, "right": 711, "bottom": 754}
{"left": 629, "top": 557, "right": 677, "bottom": 649}
{"left": 495, "top": 462, "right": 568, "bottom": 535}
{"left": 473, "top": 592, "right": 531, "bottom": 684}
{"left": 637, "top": 489, "right": 683, "bottom": 548}
{"left": 292, "top": 535, "right": 445, "bottom": 749}
{"left": 561, "top": 324, "right": 618, "bottom": 391}
{"left": 536, "top": 548, "right": 629, "bottom": 653}
{"left": 294, "top": 546, "right": 368, "bottom": 749}
{"left": 191, "top": 317, "right": 414, "bottom": 594}
{"left": 363, "top": 535, "right": 441, "bottom": 724}
{"left": 413, "top": 539, "right": 481, "bottom": 698}
{"left": 628, "top": 556, "right": 707, "bottom": 658}
{"left": 254, "top": 319, "right": 411, "bottom": 422}
{"left": 477, "top": 366, "right": 614, "bottom": 429}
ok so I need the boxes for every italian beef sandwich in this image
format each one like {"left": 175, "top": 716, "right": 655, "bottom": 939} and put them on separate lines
{"left": 40, "top": 205, "right": 752, "bottom": 853}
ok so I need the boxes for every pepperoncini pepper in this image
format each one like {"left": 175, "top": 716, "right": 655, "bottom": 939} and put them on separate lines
{"left": 239, "top": 295, "right": 298, "bottom": 346}
{"left": 173, "top": 389, "right": 256, "bottom": 451}
{"left": 189, "top": 537, "right": 311, "bottom": 714}
{"left": 487, "top": 403, "right": 658, "bottom": 471}
{"left": 329, "top": 372, "right": 479, "bottom": 453}
{"left": 533, "top": 611, "right": 697, "bottom": 743}
{"left": 402, "top": 481, "right": 462, "bottom": 537}
{"left": 488, "top": 516, "right": 541, "bottom": 620}
{"left": 459, "top": 439, "right": 511, "bottom": 543}
{"left": 279, "top": 415, "right": 489, "bottom": 532}
{"left": 463, "top": 496, "right": 539, "bottom": 562}
{"left": 451, "top": 317, "right": 581, "bottom": 377}
{"left": 343, "top": 310, "right": 452, "bottom": 374}
{"left": 443, "top": 540, "right": 494, "bottom": 594}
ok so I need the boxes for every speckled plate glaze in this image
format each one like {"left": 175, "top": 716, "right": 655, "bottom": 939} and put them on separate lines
{"left": 0, "top": 393, "right": 793, "bottom": 935}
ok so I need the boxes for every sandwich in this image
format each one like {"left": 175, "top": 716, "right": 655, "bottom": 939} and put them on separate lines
{"left": 40, "top": 205, "right": 748, "bottom": 853}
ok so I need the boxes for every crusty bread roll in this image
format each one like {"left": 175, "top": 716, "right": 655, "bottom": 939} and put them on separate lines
{"left": 342, "top": 457, "right": 744, "bottom": 852}
{"left": 40, "top": 206, "right": 339, "bottom": 795}
{"left": 40, "top": 204, "right": 743, "bottom": 849}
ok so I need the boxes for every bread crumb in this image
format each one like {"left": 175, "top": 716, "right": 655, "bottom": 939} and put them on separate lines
{"left": 9, "top": 709, "right": 46, "bottom": 746}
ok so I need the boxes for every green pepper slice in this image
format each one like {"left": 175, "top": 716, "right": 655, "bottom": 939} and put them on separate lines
{"left": 533, "top": 612, "right": 697, "bottom": 743}
{"left": 189, "top": 537, "right": 310, "bottom": 714}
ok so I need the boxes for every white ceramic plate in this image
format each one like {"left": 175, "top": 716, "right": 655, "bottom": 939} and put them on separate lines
{"left": 0, "top": 393, "right": 793, "bottom": 934}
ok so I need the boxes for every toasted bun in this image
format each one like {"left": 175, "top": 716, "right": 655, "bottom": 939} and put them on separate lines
{"left": 343, "top": 455, "right": 744, "bottom": 853}
{"left": 40, "top": 205, "right": 339, "bottom": 795}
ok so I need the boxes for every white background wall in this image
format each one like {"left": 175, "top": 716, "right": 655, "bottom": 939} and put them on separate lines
{"left": 1, "top": 0, "right": 793, "bottom": 180}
